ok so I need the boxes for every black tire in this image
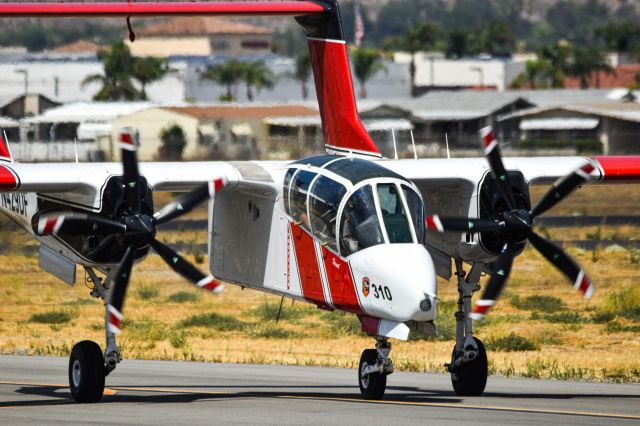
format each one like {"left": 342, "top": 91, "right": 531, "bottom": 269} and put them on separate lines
{"left": 358, "top": 349, "right": 387, "bottom": 400}
{"left": 69, "top": 340, "right": 105, "bottom": 403}
{"left": 450, "top": 337, "right": 488, "bottom": 396}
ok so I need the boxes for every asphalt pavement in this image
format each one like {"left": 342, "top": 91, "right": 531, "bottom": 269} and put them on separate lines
{"left": 0, "top": 355, "right": 638, "bottom": 425}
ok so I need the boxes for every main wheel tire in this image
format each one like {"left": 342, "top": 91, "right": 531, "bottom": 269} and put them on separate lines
{"left": 450, "top": 337, "right": 488, "bottom": 396}
{"left": 69, "top": 340, "right": 105, "bottom": 403}
{"left": 358, "top": 349, "right": 387, "bottom": 400}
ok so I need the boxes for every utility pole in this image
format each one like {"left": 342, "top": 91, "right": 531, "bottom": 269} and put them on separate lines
{"left": 15, "top": 68, "right": 28, "bottom": 94}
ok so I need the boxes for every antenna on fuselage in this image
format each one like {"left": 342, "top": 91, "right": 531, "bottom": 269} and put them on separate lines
{"left": 410, "top": 129, "right": 418, "bottom": 159}
{"left": 445, "top": 133, "right": 451, "bottom": 159}
{"left": 391, "top": 128, "right": 398, "bottom": 160}
{"left": 74, "top": 138, "right": 79, "bottom": 163}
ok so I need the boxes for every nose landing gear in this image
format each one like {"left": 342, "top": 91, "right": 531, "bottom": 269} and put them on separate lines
{"left": 358, "top": 337, "right": 393, "bottom": 400}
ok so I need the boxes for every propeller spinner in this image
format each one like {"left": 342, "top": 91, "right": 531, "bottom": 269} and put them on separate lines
{"left": 37, "top": 128, "right": 226, "bottom": 334}
{"left": 426, "top": 127, "right": 595, "bottom": 320}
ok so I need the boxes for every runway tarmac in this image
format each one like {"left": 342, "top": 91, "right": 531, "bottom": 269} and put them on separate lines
{"left": 0, "top": 355, "right": 638, "bottom": 425}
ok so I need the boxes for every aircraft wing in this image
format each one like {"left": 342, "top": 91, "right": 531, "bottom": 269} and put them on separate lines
{"left": 382, "top": 155, "right": 640, "bottom": 187}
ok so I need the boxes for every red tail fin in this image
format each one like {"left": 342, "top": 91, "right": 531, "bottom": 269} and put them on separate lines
{"left": 297, "top": 1, "right": 381, "bottom": 158}
{"left": 0, "top": 131, "right": 12, "bottom": 163}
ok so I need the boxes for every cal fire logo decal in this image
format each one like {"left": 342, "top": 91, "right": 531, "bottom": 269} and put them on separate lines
{"left": 362, "top": 277, "right": 370, "bottom": 297}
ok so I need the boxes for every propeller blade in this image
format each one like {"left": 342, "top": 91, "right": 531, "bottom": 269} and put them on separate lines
{"left": 527, "top": 232, "right": 594, "bottom": 299}
{"left": 36, "top": 213, "right": 126, "bottom": 236}
{"left": 150, "top": 238, "right": 224, "bottom": 294}
{"left": 106, "top": 245, "right": 135, "bottom": 334}
{"left": 425, "top": 215, "right": 505, "bottom": 233}
{"left": 119, "top": 128, "right": 141, "bottom": 214}
{"left": 153, "top": 178, "right": 226, "bottom": 225}
{"left": 530, "top": 162, "right": 596, "bottom": 218}
{"left": 469, "top": 243, "right": 516, "bottom": 320}
{"left": 480, "top": 126, "right": 516, "bottom": 210}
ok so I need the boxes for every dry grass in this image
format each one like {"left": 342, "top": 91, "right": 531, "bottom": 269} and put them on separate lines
{"left": 0, "top": 185, "right": 639, "bottom": 382}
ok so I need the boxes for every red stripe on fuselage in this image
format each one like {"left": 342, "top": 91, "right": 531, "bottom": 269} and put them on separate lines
{"left": 290, "top": 223, "right": 326, "bottom": 307}
{"left": 0, "top": 165, "right": 18, "bottom": 190}
{"left": 322, "top": 247, "right": 363, "bottom": 314}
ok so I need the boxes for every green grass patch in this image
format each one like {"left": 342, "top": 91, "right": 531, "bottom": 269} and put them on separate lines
{"left": 61, "top": 298, "right": 99, "bottom": 306}
{"left": 434, "top": 300, "right": 457, "bottom": 341}
{"left": 319, "top": 311, "right": 362, "bottom": 336}
{"left": 29, "top": 310, "right": 76, "bottom": 324}
{"left": 136, "top": 284, "right": 160, "bottom": 301}
{"left": 168, "top": 291, "right": 201, "bottom": 303}
{"left": 249, "top": 324, "right": 301, "bottom": 339}
{"left": 510, "top": 295, "right": 566, "bottom": 313}
{"left": 601, "top": 287, "right": 640, "bottom": 322}
{"left": 178, "top": 312, "right": 246, "bottom": 331}
{"left": 248, "top": 299, "right": 308, "bottom": 322}
{"left": 168, "top": 328, "right": 188, "bottom": 348}
{"left": 531, "top": 311, "right": 584, "bottom": 324}
{"left": 591, "top": 311, "right": 615, "bottom": 324}
{"left": 486, "top": 332, "right": 539, "bottom": 352}
{"left": 605, "top": 321, "right": 640, "bottom": 333}
{"left": 122, "top": 319, "right": 167, "bottom": 342}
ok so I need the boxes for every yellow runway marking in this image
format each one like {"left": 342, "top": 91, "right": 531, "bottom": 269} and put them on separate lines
{"left": 0, "top": 381, "right": 639, "bottom": 420}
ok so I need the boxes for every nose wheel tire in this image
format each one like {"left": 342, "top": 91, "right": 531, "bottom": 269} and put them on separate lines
{"left": 450, "top": 337, "right": 488, "bottom": 396}
{"left": 358, "top": 349, "right": 387, "bottom": 400}
{"left": 69, "top": 340, "right": 106, "bottom": 403}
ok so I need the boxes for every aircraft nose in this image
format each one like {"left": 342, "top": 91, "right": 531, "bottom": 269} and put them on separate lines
{"left": 349, "top": 243, "right": 437, "bottom": 323}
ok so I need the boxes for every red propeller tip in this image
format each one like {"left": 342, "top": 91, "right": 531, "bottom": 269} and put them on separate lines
{"left": 480, "top": 126, "right": 497, "bottom": 154}
{"left": 425, "top": 215, "right": 444, "bottom": 232}
{"left": 118, "top": 128, "right": 136, "bottom": 151}
{"left": 37, "top": 215, "right": 64, "bottom": 236}
{"left": 469, "top": 299, "right": 495, "bottom": 321}
{"left": 106, "top": 305, "right": 123, "bottom": 334}
{"left": 574, "top": 270, "right": 594, "bottom": 299}
{"left": 197, "top": 276, "right": 224, "bottom": 294}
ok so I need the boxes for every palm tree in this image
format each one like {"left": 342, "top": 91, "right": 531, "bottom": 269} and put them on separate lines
{"left": 200, "top": 59, "right": 244, "bottom": 102}
{"left": 294, "top": 51, "right": 312, "bottom": 99}
{"left": 241, "top": 60, "right": 274, "bottom": 101}
{"left": 81, "top": 41, "right": 139, "bottom": 101}
{"left": 567, "top": 46, "right": 613, "bottom": 89}
{"left": 132, "top": 57, "right": 176, "bottom": 100}
{"left": 351, "top": 47, "right": 386, "bottom": 99}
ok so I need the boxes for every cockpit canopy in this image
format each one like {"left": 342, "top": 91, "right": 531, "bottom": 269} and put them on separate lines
{"left": 283, "top": 156, "right": 425, "bottom": 257}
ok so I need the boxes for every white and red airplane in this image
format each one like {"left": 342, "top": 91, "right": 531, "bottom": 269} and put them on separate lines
{"left": 0, "top": 0, "right": 639, "bottom": 403}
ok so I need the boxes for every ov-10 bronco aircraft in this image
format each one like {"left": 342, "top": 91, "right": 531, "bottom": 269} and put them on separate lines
{"left": 0, "top": 0, "right": 639, "bottom": 403}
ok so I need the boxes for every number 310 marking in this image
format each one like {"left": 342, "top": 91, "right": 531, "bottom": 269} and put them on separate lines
{"left": 372, "top": 284, "right": 392, "bottom": 301}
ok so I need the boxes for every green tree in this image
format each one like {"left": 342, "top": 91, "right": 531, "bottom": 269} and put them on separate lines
{"left": 596, "top": 22, "right": 640, "bottom": 53}
{"left": 241, "top": 60, "right": 274, "bottom": 101}
{"left": 158, "top": 124, "right": 187, "bottom": 161}
{"left": 200, "top": 59, "right": 244, "bottom": 102}
{"left": 132, "top": 57, "right": 175, "bottom": 100}
{"left": 511, "top": 58, "right": 555, "bottom": 89}
{"left": 81, "top": 41, "right": 139, "bottom": 101}
{"left": 481, "top": 20, "right": 515, "bottom": 56}
{"left": 537, "top": 41, "right": 573, "bottom": 88}
{"left": 294, "top": 51, "right": 312, "bottom": 99}
{"left": 351, "top": 47, "right": 386, "bottom": 98}
{"left": 384, "top": 22, "right": 439, "bottom": 96}
{"left": 567, "top": 46, "right": 613, "bottom": 89}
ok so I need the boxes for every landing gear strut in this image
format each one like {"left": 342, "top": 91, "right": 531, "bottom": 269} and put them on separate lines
{"left": 358, "top": 337, "right": 393, "bottom": 400}
{"left": 67, "top": 267, "right": 123, "bottom": 403}
{"left": 446, "top": 260, "right": 488, "bottom": 396}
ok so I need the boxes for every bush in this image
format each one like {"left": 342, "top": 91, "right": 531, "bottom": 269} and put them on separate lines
{"left": 136, "top": 284, "right": 160, "bottom": 300}
{"left": 486, "top": 332, "right": 539, "bottom": 352}
{"left": 510, "top": 295, "right": 566, "bottom": 313}
{"left": 434, "top": 300, "right": 457, "bottom": 340}
{"left": 123, "top": 319, "right": 166, "bottom": 342}
{"left": 29, "top": 310, "right": 76, "bottom": 324}
{"left": 168, "top": 329, "right": 188, "bottom": 348}
{"left": 591, "top": 311, "right": 615, "bottom": 324}
{"left": 605, "top": 321, "right": 640, "bottom": 333}
{"left": 178, "top": 312, "right": 246, "bottom": 331}
{"left": 158, "top": 124, "right": 187, "bottom": 160}
{"left": 319, "top": 311, "right": 362, "bottom": 336}
{"left": 168, "top": 291, "right": 201, "bottom": 303}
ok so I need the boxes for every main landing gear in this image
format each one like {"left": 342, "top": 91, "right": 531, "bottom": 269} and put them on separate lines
{"left": 446, "top": 260, "right": 488, "bottom": 396}
{"left": 67, "top": 267, "right": 122, "bottom": 403}
{"left": 358, "top": 337, "right": 393, "bottom": 400}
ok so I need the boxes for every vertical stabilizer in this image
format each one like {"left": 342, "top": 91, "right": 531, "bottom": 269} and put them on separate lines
{"left": 0, "top": 131, "right": 13, "bottom": 163}
{"left": 296, "top": 0, "right": 381, "bottom": 158}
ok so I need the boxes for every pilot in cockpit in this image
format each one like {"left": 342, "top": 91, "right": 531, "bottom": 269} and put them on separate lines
{"left": 340, "top": 186, "right": 384, "bottom": 256}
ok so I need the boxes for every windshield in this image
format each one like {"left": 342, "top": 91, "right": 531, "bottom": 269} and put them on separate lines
{"left": 403, "top": 185, "right": 425, "bottom": 243}
{"left": 339, "top": 185, "right": 384, "bottom": 256}
{"left": 377, "top": 183, "right": 413, "bottom": 243}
